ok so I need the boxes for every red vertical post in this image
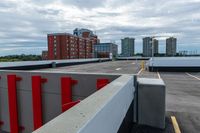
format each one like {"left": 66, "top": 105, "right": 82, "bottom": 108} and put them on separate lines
{"left": 0, "top": 121, "right": 4, "bottom": 126}
{"left": 31, "top": 76, "right": 47, "bottom": 130}
{"left": 61, "top": 77, "right": 78, "bottom": 112}
{"left": 96, "top": 79, "right": 110, "bottom": 90}
{"left": 7, "top": 75, "right": 22, "bottom": 133}
{"left": 0, "top": 76, "right": 3, "bottom": 127}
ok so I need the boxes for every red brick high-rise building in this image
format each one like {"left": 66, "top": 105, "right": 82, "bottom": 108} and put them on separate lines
{"left": 47, "top": 28, "right": 99, "bottom": 60}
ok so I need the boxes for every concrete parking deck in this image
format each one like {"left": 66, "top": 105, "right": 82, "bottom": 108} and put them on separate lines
{"left": 0, "top": 59, "right": 199, "bottom": 133}
{"left": 38, "top": 60, "right": 200, "bottom": 133}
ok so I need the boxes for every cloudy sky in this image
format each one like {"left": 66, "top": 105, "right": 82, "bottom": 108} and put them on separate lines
{"left": 0, "top": 0, "right": 200, "bottom": 55}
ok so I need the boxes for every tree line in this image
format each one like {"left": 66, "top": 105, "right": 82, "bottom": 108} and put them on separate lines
{"left": 0, "top": 54, "right": 42, "bottom": 62}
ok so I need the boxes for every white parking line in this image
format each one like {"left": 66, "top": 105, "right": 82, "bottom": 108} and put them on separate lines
{"left": 137, "top": 68, "right": 143, "bottom": 75}
{"left": 115, "top": 68, "right": 121, "bottom": 71}
{"left": 186, "top": 72, "right": 200, "bottom": 80}
{"left": 157, "top": 71, "right": 161, "bottom": 79}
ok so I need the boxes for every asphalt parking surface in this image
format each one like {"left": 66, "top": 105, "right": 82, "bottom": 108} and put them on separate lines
{"left": 160, "top": 72, "right": 200, "bottom": 133}
{"left": 131, "top": 113, "right": 175, "bottom": 133}
{"left": 40, "top": 60, "right": 141, "bottom": 74}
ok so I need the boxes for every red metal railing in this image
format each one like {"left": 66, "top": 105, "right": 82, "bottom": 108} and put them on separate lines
{"left": 96, "top": 78, "right": 110, "bottom": 90}
{"left": 62, "top": 100, "right": 80, "bottom": 112}
{"left": 31, "top": 76, "right": 47, "bottom": 130}
{"left": 7, "top": 75, "right": 23, "bottom": 133}
{"left": 61, "top": 77, "right": 80, "bottom": 112}
{"left": 0, "top": 76, "right": 4, "bottom": 127}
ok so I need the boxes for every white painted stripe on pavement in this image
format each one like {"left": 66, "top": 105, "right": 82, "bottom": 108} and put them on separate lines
{"left": 115, "top": 68, "right": 121, "bottom": 71}
{"left": 137, "top": 68, "right": 143, "bottom": 75}
{"left": 157, "top": 71, "right": 161, "bottom": 79}
{"left": 186, "top": 72, "right": 200, "bottom": 80}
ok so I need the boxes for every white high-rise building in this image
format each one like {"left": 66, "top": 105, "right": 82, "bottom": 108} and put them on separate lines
{"left": 143, "top": 37, "right": 159, "bottom": 57}
{"left": 166, "top": 37, "right": 177, "bottom": 56}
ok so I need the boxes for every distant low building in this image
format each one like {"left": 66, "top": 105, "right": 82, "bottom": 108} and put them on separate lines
{"left": 143, "top": 37, "right": 159, "bottom": 57}
{"left": 166, "top": 37, "right": 177, "bottom": 56}
{"left": 121, "top": 37, "right": 135, "bottom": 57}
{"left": 42, "top": 51, "right": 48, "bottom": 60}
{"left": 94, "top": 43, "right": 118, "bottom": 58}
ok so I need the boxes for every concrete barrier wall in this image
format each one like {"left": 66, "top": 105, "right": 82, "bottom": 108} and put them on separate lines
{"left": 149, "top": 57, "right": 200, "bottom": 67}
{"left": 148, "top": 57, "right": 200, "bottom": 72}
{"left": 0, "top": 58, "right": 111, "bottom": 70}
{"left": 33, "top": 75, "right": 135, "bottom": 133}
{"left": 0, "top": 70, "right": 119, "bottom": 133}
{"left": 0, "top": 69, "right": 166, "bottom": 133}
{"left": 31, "top": 76, "right": 167, "bottom": 133}
{"left": 137, "top": 78, "right": 166, "bottom": 129}
{"left": 116, "top": 57, "right": 150, "bottom": 60}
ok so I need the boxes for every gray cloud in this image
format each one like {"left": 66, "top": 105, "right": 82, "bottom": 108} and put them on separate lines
{"left": 62, "top": 0, "right": 105, "bottom": 9}
{"left": 0, "top": 0, "right": 200, "bottom": 55}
